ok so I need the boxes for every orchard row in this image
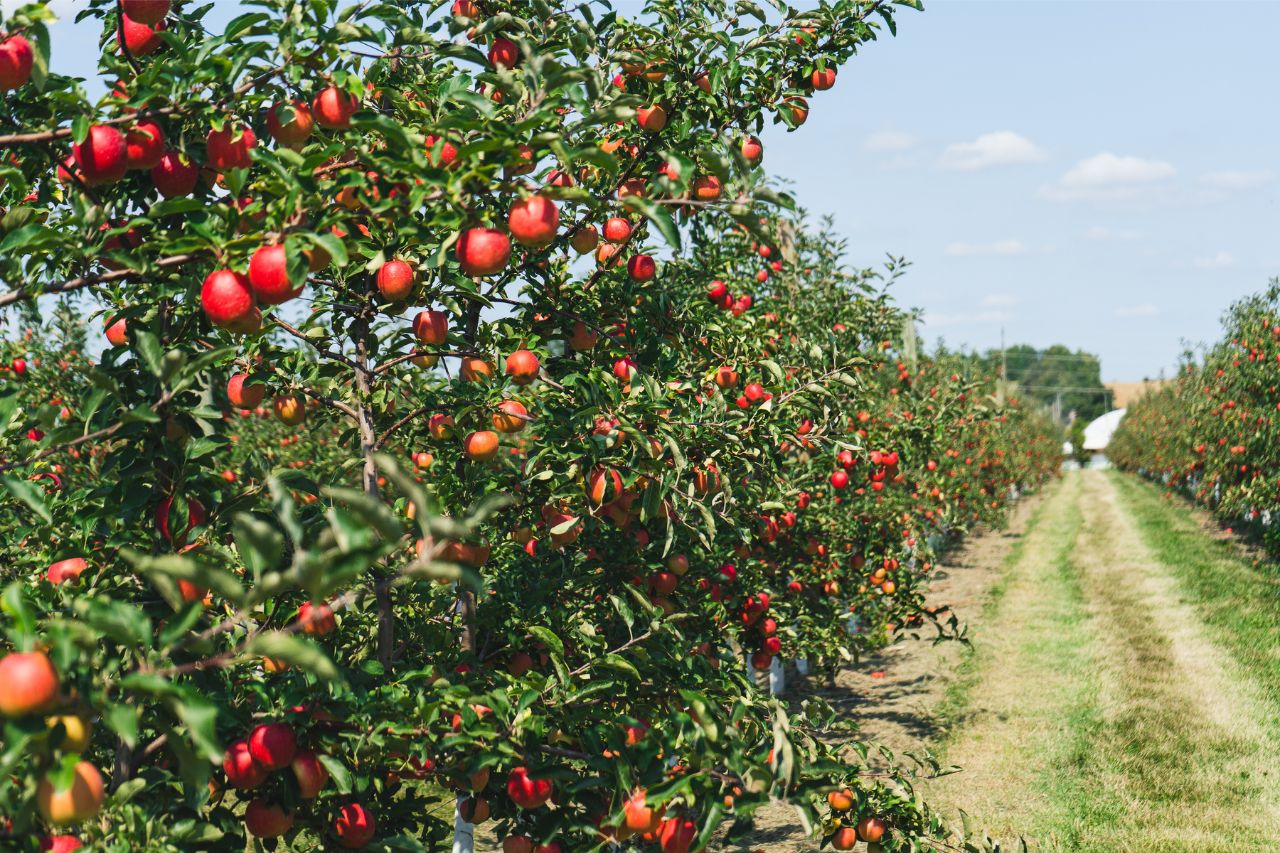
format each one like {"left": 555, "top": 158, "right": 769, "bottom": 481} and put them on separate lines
{"left": 0, "top": 1, "right": 1053, "bottom": 851}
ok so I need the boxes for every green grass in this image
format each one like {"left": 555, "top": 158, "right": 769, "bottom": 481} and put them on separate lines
{"left": 1110, "top": 472, "right": 1280, "bottom": 732}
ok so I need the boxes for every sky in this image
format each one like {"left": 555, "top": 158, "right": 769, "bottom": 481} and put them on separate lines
{"left": 18, "top": 0, "right": 1280, "bottom": 381}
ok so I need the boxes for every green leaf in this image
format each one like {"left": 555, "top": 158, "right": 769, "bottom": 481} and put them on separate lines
{"left": 134, "top": 330, "right": 164, "bottom": 378}
{"left": 621, "top": 196, "right": 681, "bottom": 251}
{"left": 245, "top": 632, "right": 343, "bottom": 683}
{"left": 123, "top": 549, "right": 247, "bottom": 607}
{"left": 232, "top": 514, "right": 284, "bottom": 582}
{"left": 1, "top": 477, "right": 51, "bottom": 523}
{"left": 318, "top": 754, "right": 353, "bottom": 793}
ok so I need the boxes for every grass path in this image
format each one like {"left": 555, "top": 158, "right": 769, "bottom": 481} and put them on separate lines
{"left": 932, "top": 470, "right": 1280, "bottom": 851}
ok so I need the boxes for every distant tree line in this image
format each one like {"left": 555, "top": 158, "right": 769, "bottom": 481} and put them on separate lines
{"left": 934, "top": 341, "right": 1110, "bottom": 424}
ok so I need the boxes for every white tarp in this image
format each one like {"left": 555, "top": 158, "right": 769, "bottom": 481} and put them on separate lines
{"left": 1083, "top": 408, "right": 1127, "bottom": 451}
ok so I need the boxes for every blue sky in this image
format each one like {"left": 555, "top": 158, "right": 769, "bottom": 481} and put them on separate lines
{"left": 21, "top": 0, "right": 1280, "bottom": 381}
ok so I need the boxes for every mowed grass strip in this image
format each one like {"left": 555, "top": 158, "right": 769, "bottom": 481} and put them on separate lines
{"left": 930, "top": 473, "right": 1119, "bottom": 849}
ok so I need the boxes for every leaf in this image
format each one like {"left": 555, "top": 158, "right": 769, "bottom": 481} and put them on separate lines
{"left": 1, "top": 584, "right": 36, "bottom": 647}
{"left": 526, "top": 625, "right": 564, "bottom": 658}
{"left": 324, "top": 486, "right": 405, "bottom": 543}
{"left": 621, "top": 196, "right": 681, "bottom": 251}
{"left": 105, "top": 704, "right": 139, "bottom": 749}
{"left": 123, "top": 549, "right": 247, "bottom": 607}
{"left": 245, "top": 632, "right": 343, "bottom": 683}
{"left": 228, "top": 514, "right": 288, "bottom": 577}
{"left": 133, "top": 330, "right": 164, "bottom": 378}
{"left": 318, "top": 754, "right": 353, "bottom": 793}
{"left": 1, "top": 477, "right": 51, "bottom": 523}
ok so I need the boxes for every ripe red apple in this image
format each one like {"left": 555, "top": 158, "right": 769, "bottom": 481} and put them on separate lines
{"left": 741, "top": 136, "right": 763, "bottom": 165}
{"left": 506, "top": 767, "right": 553, "bottom": 809}
{"left": 636, "top": 104, "right": 668, "bottom": 132}
{"left": 857, "top": 816, "right": 887, "bottom": 842}
{"left": 39, "top": 835, "right": 83, "bottom": 853}
{"left": 412, "top": 310, "right": 448, "bottom": 346}
{"left": 72, "top": 125, "right": 128, "bottom": 185}
{"left": 36, "top": 761, "right": 103, "bottom": 825}
{"left": 266, "top": 100, "right": 314, "bottom": 146}
{"left": 121, "top": 0, "right": 170, "bottom": 26}
{"left": 508, "top": 195, "right": 559, "bottom": 246}
{"left": 334, "top": 802, "right": 376, "bottom": 848}
{"left": 291, "top": 750, "right": 330, "bottom": 798}
{"left": 505, "top": 349, "right": 540, "bottom": 385}
{"left": 627, "top": 254, "right": 656, "bottom": 282}
{"left": 811, "top": 67, "right": 836, "bottom": 90}
{"left": 245, "top": 799, "right": 294, "bottom": 837}
{"left": 603, "top": 217, "right": 632, "bottom": 243}
{"left": 463, "top": 430, "right": 500, "bottom": 462}
{"left": 456, "top": 227, "right": 511, "bottom": 276}
{"left": 201, "top": 269, "right": 256, "bottom": 329}
{"left": 624, "top": 789, "right": 663, "bottom": 833}
{"left": 569, "top": 225, "right": 599, "bottom": 254}
{"left": 830, "top": 469, "right": 849, "bottom": 489}
{"left": 249, "top": 722, "right": 297, "bottom": 770}
{"left": 298, "top": 600, "right": 336, "bottom": 635}
{"left": 119, "top": 14, "right": 165, "bottom": 55}
{"left": 424, "top": 134, "right": 459, "bottom": 168}
{"left": 150, "top": 149, "right": 198, "bottom": 197}
{"left": 248, "top": 245, "right": 303, "bottom": 305}
{"left": 658, "top": 817, "right": 697, "bottom": 853}
{"left": 0, "top": 35, "right": 34, "bottom": 91}
{"left": 47, "top": 557, "right": 88, "bottom": 585}
{"left": 313, "top": 86, "right": 359, "bottom": 129}
{"left": 227, "top": 373, "right": 266, "bottom": 408}
{"left": 0, "top": 651, "right": 60, "bottom": 718}
{"left": 104, "top": 316, "right": 128, "bottom": 346}
{"left": 489, "top": 36, "right": 518, "bottom": 69}
{"left": 376, "top": 259, "right": 415, "bottom": 301}
{"left": 503, "top": 836, "right": 534, "bottom": 853}
{"left": 206, "top": 124, "right": 257, "bottom": 170}
{"left": 587, "top": 467, "right": 623, "bottom": 505}
{"left": 124, "top": 121, "right": 165, "bottom": 170}
{"left": 831, "top": 827, "right": 858, "bottom": 850}
{"left": 223, "top": 739, "right": 268, "bottom": 788}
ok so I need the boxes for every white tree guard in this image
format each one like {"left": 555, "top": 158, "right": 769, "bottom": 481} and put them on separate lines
{"left": 453, "top": 796, "right": 474, "bottom": 853}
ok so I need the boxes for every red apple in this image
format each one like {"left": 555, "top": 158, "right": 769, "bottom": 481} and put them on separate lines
{"left": 0, "top": 651, "right": 60, "bottom": 718}
{"left": 658, "top": 817, "right": 697, "bottom": 853}
{"left": 810, "top": 66, "right": 836, "bottom": 90}
{"left": 227, "top": 373, "right": 266, "bottom": 408}
{"left": 248, "top": 245, "right": 304, "bottom": 304}
{"left": 291, "top": 750, "right": 330, "bottom": 798}
{"left": 741, "top": 136, "right": 763, "bottom": 165}
{"left": 636, "top": 104, "right": 668, "bottom": 132}
{"left": 47, "top": 557, "right": 88, "bottom": 585}
{"left": 506, "top": 766, "right": 553, "bottom": 809}
{"left": 223, "top": 739, "right": 267, "bottom": 789}
{"left": 507, "top": 195, "right": 559, "bottom": 246}
{"left": 245, "top": 799, "right": 294, "bottom": 837}
{"left": 456, "top": 228, "right": 511, "bottom": 276}
{"left": 72, "top": 125, "right": 128, "bottom": 185}
{"left": 121, "top": 0, "right": 169, "bottom": 26}
{"left": 489, "top": 36, "right": 518, "bottom": 69}
{"left": 627, "top": 254, "right": 656, "bottom": 282}
{"left": 249, "top": 722, "right": 297, "bottom": 770}
{"left": 376, "top": 259, "right": 415, "bottom": 301}
{"left": 206, "top": 124, "right": 257, "bottom": 170}
{"left": 104, "top": 316, "right": 128, "bottom": 346}
{"left": 119, "top": 14, "right": 165, "bottom": 55}
{"left": 124, "top": 121, "right": 165, "bottom": 170}
{"left": 266, "top": 100, "right": 314, "bottom": 146}
{"left": 201, "top": 269, "right": 256, "bottom": 329}
{"left": 150, "top": 149, "right": 198, "bottom": 197}
{"left": 0, "top": 35, "right": 34, "bottom": 91}
{"left": 334, "top": 802, "right": 376, "bottom": 848}
{"left": 313, "top": 86, "right": 359, "bottom": 129}
{"left": 603, "top": 217, "right": 632, "bottom": 243}
{"left": 505, "top": 349, "right": 540, "bottom": 384}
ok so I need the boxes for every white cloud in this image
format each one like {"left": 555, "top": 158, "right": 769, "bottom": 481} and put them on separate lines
{"left": 1085, "top": 226, "right": 1140, "bottom": 241}
{"left": 1193, "top": 251, "right": 1236, "bottom": 269}
{"left": 1115, "top": 303, "right": 1160, "bottom": 318}
{"left": 1041, "top": 152, "right": 1175, "bottom": 202}
{"left": 1199, "top": 170, "right": 1275, "bottom": 191}
{"left": 945, "top": 239, "right": 1027, "bottom": 256}
{"left": 938, "top": 132, "right": 1047, "bottom": 172}
{"left": 864, "top": 131, "right": 917, "bottom": 153}
{"left": 922, "top": 310, "right": 1011, "bottom": 328}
